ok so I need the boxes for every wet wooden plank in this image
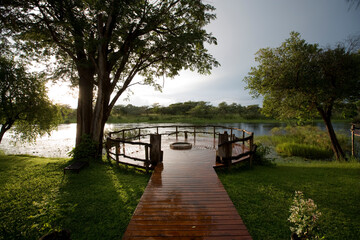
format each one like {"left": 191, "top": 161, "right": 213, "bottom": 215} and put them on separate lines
{"left": 122, "top": 146, "right": 252, "bottom": 239}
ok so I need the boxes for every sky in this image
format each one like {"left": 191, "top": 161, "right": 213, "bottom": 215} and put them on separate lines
{"left": 47, "top": 0, "right": 360, "bottom": 108}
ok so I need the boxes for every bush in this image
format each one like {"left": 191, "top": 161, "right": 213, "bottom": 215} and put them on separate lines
{"left": 68, "top": 135, "right": 99, "bottom": 161}
{"left": 288, "top": 191, "right": 323, "bottom": 240}
{"left": 253, "top": 143, "right": 275, "bottom": 166}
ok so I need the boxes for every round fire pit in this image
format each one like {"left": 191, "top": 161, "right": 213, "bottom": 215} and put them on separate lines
{"left": 170, "top": 142, "right": 192, "bottom": 150}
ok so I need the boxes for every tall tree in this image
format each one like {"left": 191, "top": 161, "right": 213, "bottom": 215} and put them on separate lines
{"left": 0, "top": 56, "right": 60, "bottom": 143}
{"left": 0, "top": 0, "right": 219, "bottom": 155}
{"left": 244, "top": 32, "right": 360, "bottom": 161}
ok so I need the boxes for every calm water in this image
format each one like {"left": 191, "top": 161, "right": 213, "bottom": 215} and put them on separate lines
{"left": 0, "top": 122, "right": 352, "bottom": 158}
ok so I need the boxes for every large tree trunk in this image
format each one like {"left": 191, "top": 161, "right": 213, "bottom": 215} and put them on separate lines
{"left": 0, "top": 120, "right": 14, "bottom": 144}
{"left": 0, "top": 125, "right": 8, "bottom": 144}
{"left": 75, "top": 66, "right": 94, "bottom": 146}
{"left": 91, "top": 86, "right": 111, "bottom": 156}
{"left": 318, "top": 108, "right": 346, "bottom": 161}
{"left": 90, "top": 46, "right": 112, "bottom": 156}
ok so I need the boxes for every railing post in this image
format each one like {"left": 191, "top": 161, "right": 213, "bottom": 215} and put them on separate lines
{"left": 122, "top": 130, "right": 125, "bottom": 152}
{"left": 150, "top": 134, "right": 162, "bottom": 167}
{"left": 105, "top": 138, "right": 110, "bottom": 160}
{"left": 249, "top": 132, "right": 255, "bottom": 168}
{"left": 242, "top": 131, "right": 245, "bottom": 152}
{"left": 145, "top": 145, "right": 149, "bottom": 173}
{"left": 138, "top": 128, "right": 141, "bottom": 141}
{"left": 115, "top": 142, "right": 120, "bottom": 164}
{"left": 194, "top": 127, "right": 196, "bottom": 140}
{"left": 185, "top": 131, "right": 188, "bottom": 141}
{"left": 352, "top": 124, "right": 355, "bottom": 156}
{"left": 213, "top": 126, "right": 216, "bottom": 140}
{"left": 176, "top": 126, "right": 178, "bottom": 140}
{"left": 250, "top": 132, "right": 254, "bottom": 150}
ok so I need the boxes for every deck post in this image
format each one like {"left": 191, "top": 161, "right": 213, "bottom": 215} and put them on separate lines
{"left": 250, "top": 132, "right": 254, "bottom": 150}
{"left": 185, "top": 131, "right": 188, "bottom": 141}
{"left": 115, "top": 142, "right": 120, "bottom": 164}
{"left": 351, "top": 124, "right": 355, "bottom": 156}
{"left": 194, "top": 127, "right": 196, "bottom": 140}
{"left": 145, "top": 145, "right": 149, "bottom": 173}
{"left": 150, "top": 134, "right": 162, "bottom": 166}
{"left": 242, "top": 131, "right": 245, "bottom": 152}
{"left": 105, "top": 138, "right": 110, "bottom": 160}
{"left": 218, "top": 131, "right": 232, "bottom": 167}
{"left": 176, "top": 126, "right": 178, "bottom": 140}
{"left": 122, "top": 130, "right": 125, "bottom": 151}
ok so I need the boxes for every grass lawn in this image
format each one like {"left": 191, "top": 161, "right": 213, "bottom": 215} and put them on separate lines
{"left": 0, "top": 154, "right": 150, "bottom": 240}
{"left": 1, "top": 152, "right": 359, "bottom": 240}
{"left": 217, "top": 160, "right": 360, "bottom": 240}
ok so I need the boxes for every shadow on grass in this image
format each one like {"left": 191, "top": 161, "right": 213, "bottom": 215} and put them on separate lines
{"left": 56, "top": 159, "right": 150, "bottom": 240}
{"left": 217, "top": 162, "right": 360, "bottom": 240}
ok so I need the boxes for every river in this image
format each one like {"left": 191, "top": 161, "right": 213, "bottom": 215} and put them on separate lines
{"left": 0, "top": 122, "right": 352, "bottom": 158}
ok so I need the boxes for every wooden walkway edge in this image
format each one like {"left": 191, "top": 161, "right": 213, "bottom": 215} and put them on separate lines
{"left": 122, "top": 147, "right": 252, "bottom": 239}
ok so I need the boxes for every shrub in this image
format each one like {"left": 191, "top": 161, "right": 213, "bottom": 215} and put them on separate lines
{"left": 68, "top": 135, "right": 99, "bottom": 161}
{"left": 288, "top": 191, "right": 323, "bottom": 240}
{"left": 253, "top": 143, "right": 274, "bottom": 166}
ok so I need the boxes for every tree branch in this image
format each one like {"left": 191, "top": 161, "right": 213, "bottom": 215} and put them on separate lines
{"left": 35, "top": 3, "right": 77, "bottom": 61}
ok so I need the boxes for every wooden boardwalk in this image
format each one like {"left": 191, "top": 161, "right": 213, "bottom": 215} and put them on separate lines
{"left": 122, "top": 145, "right": 252, "bottom": 239}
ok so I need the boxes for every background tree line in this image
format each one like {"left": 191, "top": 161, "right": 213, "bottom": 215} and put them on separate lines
{"left": 59, "top": 100, "right": 360, "bottom": 123}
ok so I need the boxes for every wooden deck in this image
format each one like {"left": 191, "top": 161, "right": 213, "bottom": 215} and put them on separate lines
{"left": 122, "top": 143, "right": 252, "bottom": 239}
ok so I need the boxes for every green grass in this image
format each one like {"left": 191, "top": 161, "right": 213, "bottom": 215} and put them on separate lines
{"left": 217, "top": 161, "right": 360, "bottom": 240}
{"left": 276, "top": 142, "right": 334, "bottom": 159}
{"left": 1, "top": 151, "right": 359, "bottom": 240}
{"left": 0, "top": 155, "right": 150, "bottom": 240}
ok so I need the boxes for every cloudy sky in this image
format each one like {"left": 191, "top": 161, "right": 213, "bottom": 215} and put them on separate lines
{"left": 48, "top": 0, "right": 360, "bottom": 108}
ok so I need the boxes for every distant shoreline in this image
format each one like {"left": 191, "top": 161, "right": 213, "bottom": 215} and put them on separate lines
{"left": 63, "top": 116, "right": 351, "bottom": 125}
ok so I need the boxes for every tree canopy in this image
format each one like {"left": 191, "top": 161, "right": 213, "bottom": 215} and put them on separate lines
{"left": 244, "top": 32, "right": 360, "bottom": 160}
{"left": 0, "top": 56, "right": 60, "bottom": 143}
{"left": 0, "top": 0, "right": 219, "bottom": 154}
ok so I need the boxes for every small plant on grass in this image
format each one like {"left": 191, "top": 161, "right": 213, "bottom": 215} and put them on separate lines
{"left": 288, "top": 191, "right": 323, "bottom": 240}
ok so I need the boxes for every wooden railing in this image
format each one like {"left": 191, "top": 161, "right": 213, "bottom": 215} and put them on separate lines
{"left": 106, "top": 138, "right": 152, "bottom": 171}
{"left": 106, "top": 125, "right": 254, "bottom": 170}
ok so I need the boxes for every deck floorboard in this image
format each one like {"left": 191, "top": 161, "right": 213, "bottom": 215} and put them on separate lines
{"left": 122, "top": 141, "right": 252, "bottom": 239}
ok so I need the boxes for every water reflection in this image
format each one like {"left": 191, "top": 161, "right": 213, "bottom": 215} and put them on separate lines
{"left": 0, "top": 122, "right": 351, "bottom": 158}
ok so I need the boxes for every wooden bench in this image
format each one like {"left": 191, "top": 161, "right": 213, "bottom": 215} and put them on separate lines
{"left": 64, "top": 161, "right": 89, "bottom": 174}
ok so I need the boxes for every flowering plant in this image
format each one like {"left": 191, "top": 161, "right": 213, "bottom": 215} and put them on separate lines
{"left": 288, "top": 191, "right": 323, "bottom": 240}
